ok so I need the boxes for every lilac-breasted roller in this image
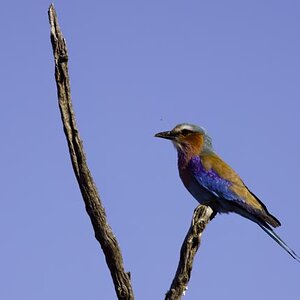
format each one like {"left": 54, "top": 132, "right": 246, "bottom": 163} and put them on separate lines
{"left": 155, "top": 123, "right": 299, "bottom": 261}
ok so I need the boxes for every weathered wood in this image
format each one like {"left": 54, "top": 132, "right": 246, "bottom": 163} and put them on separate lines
{"left": 48, "top": 4, "right": 134, "bottom": 299}
{"left": 165, "top": 205, "right": 213, "bottom": 300}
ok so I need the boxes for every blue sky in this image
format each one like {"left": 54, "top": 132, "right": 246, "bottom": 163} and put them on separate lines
{"left": 1, "top": 1, "right": 299, "bottom": 299}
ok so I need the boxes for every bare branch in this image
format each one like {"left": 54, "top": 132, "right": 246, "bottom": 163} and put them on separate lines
{"left": 165, "top": 205, "right": 213, "bottom": 300}
{"left": 48, "top": 4, "right": 134, "bottom": 299}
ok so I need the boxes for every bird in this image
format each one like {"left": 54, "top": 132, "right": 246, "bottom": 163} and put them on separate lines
{"left": 155, "top": 123, "right": 299, "bottom": 262}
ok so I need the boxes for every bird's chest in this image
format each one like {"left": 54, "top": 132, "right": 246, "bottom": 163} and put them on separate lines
{"left": 178, "top": 156, "right": 216, "bottom": 203}
{"left": 178, "top": 155, "right": 206, "bottom": 184}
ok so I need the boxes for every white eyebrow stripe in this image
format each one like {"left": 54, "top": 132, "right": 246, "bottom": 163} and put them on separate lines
{"left": 173, "top": 124, "right": 196, "bottom": 132}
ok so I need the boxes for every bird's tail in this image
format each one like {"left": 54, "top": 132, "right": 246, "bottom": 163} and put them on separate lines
{"left": 257, "top": 221, "right": 300, "bottom": 262}
{"left": 219, "top": 201, "right": 299, "bottom": 261}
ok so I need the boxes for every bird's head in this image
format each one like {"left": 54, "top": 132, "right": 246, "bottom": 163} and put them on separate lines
{"left": 155, "top": 123, "right": 213, "bottom": 155}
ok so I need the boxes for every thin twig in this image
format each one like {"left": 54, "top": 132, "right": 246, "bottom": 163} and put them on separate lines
{"left": 165, "top": 205, "right": 213, "bottom": 300}
{"left": 48, "top": 4, "right": 134, "bottom": 299}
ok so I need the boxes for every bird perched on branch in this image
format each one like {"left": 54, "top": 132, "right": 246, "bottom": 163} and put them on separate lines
{"left": 155, "top": 123, "right": 299, "bottom": 261}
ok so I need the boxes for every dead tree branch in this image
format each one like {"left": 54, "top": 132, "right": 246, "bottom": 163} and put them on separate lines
{"left": 165, "top": 205, "right": 213, "bottom": 300}
{"left": 48, "top": 4, "right": 134, "bottom": 300}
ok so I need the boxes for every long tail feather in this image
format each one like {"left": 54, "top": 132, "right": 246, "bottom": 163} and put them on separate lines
{"left": 258, "top": 222, "right": 300, "bottom": 262}
{"left": 220, "top": 201, "right": 299, "bottom": 262}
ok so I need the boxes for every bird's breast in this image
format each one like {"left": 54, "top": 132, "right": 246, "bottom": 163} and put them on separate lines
{"left": 178, "top": 155, "right": 204, "bottom": 187}
{"left": 178, "top": 156, "right": 216, "bottom": 204}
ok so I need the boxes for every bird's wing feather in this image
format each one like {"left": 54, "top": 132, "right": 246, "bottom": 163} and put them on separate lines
{"left": 193, "top": 153, "right": 256, "bottom": 204}
{"left": 190, "top": 153, "right": 280, "bottom": 227}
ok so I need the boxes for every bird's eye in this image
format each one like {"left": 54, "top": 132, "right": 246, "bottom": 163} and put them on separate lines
{"left": 181, "top": 129, "right": 192, "bottom": 136}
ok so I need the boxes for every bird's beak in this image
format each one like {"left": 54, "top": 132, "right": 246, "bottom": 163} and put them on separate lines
{"left": 154, "top": 130, "right": 175, "bottom": 140}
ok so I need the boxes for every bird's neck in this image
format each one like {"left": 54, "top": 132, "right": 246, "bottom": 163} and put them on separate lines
{"left": 177, "top": 144, "right": 215, "bottom": 169}
{"left": 177, "top": 146, "right": 195, "bottom": 168}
